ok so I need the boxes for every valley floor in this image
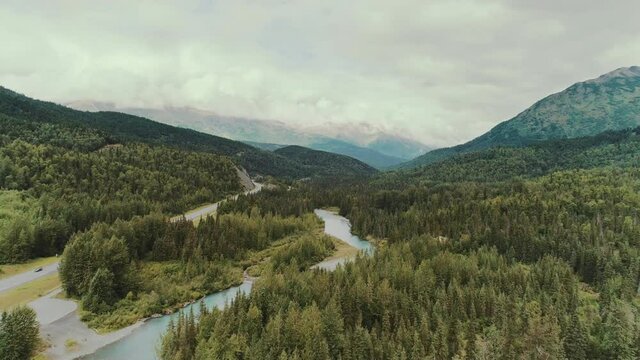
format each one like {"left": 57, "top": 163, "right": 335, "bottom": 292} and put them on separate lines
{"left": 16, "top": 205, "right": 359, "bottom": 360}
{"left": 31, "top": 232, "right": 357, "bottom": 360}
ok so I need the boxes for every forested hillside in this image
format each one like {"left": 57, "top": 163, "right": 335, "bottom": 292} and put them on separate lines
{"left": 406, "top": 66, "right": 640, "bottom": 167}
{"left": 0, "top": 87, "right": 375, "bottom": 179}
{"left": 0, "top": 138, "right": 241, "bottom": 263}
{"left": 391, "top": 127, "right": 640, "bottom": 184}
{"left": 0, "top": 86, "right": 381, "bottom": 263}
{"left": 0, "top": 91, "right": 249, "bottom": 263}
{"left": 274, "top": 146, "right": 377, "bottom": 178}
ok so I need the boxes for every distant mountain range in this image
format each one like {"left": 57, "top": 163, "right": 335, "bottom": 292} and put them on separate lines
{"left": 65, "top": 102, "right": 431, "bottom": 168}
{"left": 403, "top": 66, "right": 640, "bottom": 168}
{"left": 246, "top": 138, "right": 407, "bottom": 169}
{"left": 0, "top": 86, "right": 377, "bottom": 179}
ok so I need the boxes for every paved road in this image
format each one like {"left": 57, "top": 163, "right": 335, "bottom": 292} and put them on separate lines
{"left": 1, "top": 184, "right": 263, "bottom": 293}
{"left": 178, "top": 182, "right": 263, "bottom": 222}
{"left": 0, "top": 261, "right": 60, "bottom": 293}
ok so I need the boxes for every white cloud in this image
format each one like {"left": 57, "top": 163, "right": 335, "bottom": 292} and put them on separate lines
{"left": 0, "top": 0, "right": 639, "bottom": 147}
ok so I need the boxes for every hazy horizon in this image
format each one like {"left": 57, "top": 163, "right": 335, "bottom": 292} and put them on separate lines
{"left": 1, "top": 0, "right": 639, "bottom": 147}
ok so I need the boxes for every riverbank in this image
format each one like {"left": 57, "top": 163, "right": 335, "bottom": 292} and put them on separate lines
{"left": 33, "top": 208, "right": 367, "bottom": 360}
{"left": 29, "top": 289, "right": 143, "bottom": 360}
{"left": 33, "top": 229, "right": 326, "bottom": 359}
{"left": 81, "top": 209, "right": 371, "bottom": 360}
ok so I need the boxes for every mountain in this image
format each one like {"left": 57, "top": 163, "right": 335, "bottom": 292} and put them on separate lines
{"left": 405, "top": 66, "right": 640, "bottom": 168}
{"left": 245, "top": 139, "right": 406, "bottom": 169}
{"left": 359, "top": 134, "right": 430, "bottom": 160}
{"left": 304, "top": 139, "right": 406, "bottom": 169}
{"left": 0, "top": 86, "right": 374, "bottom": 180}
{"left": 387, "top": 126, "right": 640, "bottom": 184}
{"left": 274, "top": 145, "right": 378, "bottom": 178}
{"left": 243, "top": 139, "right": 403, "bottom": 168}
{"left": 65, "top": 103, "right": 429, "bottom": 168}
{"left": 243, "top": 141, "right": 287, "bottom": 151}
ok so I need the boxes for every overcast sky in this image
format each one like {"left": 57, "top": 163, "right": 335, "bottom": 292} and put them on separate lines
{"left": 1, "top": 1, "right": 639, "bottom": 146}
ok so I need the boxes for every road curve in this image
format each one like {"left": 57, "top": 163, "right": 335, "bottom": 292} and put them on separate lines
{"left": 175, "top": 182, "right": 263, "bottom": 222}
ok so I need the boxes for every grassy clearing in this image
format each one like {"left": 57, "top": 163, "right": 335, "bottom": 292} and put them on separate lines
{"left": 64, "top": 338, "right": 79, "bottom": 350}
{"left": 322, "top": 237, "right": 358, "bottom": 261}
{"left": 578, "top": 282, "right": 602, "bottom": 331}
{"left": 0, "top": 256, "right": 59, "bottom": 280}
{"left": 82, "top": 261, "right": 243, "bottom": 332}
{"left": 242, "top": 230, "right": 350, "bottom": 277}
{"left": 0, "top": 273, "right": 61, "bottom": 310}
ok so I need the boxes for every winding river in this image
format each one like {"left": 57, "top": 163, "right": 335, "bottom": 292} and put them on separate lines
{"left": 83, "top": 209, "right": 371, "bottom": 360}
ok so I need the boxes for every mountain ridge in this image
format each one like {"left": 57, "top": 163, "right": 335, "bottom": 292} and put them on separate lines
{"left": 274, "top": 145, "right": 377, "bottom": 178}
{"left": 404, "top": 66, "right": 640, "bottom": 168}
{"left": 0, "top": 86, "right": 375, "bottom": 180}
{"left": 65, "top": 102, "right": 430, "bottom": 167}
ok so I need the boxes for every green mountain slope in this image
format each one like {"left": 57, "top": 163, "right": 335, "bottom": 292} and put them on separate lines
{"left": 68, "top": 104, "right": 430, "bottom": 166}
{"left": 0, "top": 87, "right": 372, "bottom": 179}
{"left": 386, "top": 126, "right": 640, "bottom": 184}
{"left": 274, "top": 145, "right": 378, "bottom": 178}
{"left": 245, "top": 139, "right": 405, "bottom": 168}
{"left": 405, "top": 66, "right": 640, "bottom": 167}
{"left": 309, "top": 139, "right": 406, "bottom": 168}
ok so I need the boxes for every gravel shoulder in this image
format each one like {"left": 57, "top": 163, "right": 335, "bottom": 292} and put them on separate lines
{"left": 30, "top": 289, "right": 143, "bottom": 360}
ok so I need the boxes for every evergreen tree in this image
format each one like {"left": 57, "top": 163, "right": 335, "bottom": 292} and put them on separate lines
{"left": 0, "top": 307, "right": 39, "bottom": 360}
{"left": 564, "top": 312, "right": 588, "bottom": 360}
{"left": 82, "top": 267, "right": 117, "bottom": 313}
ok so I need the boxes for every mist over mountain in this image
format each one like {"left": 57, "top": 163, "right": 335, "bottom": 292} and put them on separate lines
{"left": 405, "top": 66, "right": 640, "bottom": 167}
{"left": 66, "top": 102, "right": 431, "bottom": 168}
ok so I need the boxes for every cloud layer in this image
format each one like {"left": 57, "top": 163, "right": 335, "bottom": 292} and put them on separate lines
{"left": 1, "top": 0, "right": 639, "bottom": 146}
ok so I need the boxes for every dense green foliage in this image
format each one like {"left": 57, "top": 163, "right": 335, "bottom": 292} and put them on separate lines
{"left": 0, "top": 191, "right": 38, "bottom": 261}
{"left": 0, "top": 307, "right": 39, "bottom": 360}
{"left": 59, "top": 210, "right": 324, "bottom": 330}
{"left": 395, "top": 128, "right": 640, "bottom": 183}
{"left": 164, "top": 162, "right": 640, "bottom": 359}
{"left": 268, "top": 232, "right": 334, "bottom": 272}
{"left": 406, "top": 67, "right": 640, "bottom": 167}
{"left": 274, "top": 146, "right": 377, "bottom": 178}
{"left": 0, "top": 86, "right": 377, "bottom": 179}
{"left": 0, "top": 140, "right": 240, "bottom": 209}
{"left": 343, "top": 170, "right": 640, "bottom": 295}
{"left": 162, "top": 241, "right": 636, "bottom": 359}
{"left": 0, "top": 138, "right": 240, "bottom": 263}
